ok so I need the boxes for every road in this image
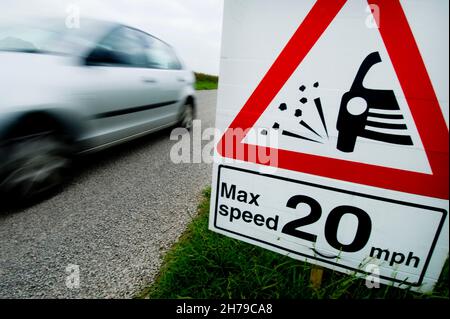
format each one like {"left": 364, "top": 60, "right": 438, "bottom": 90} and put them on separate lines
{"left": 0, "top": 90, "right": 217, "bottom": 298}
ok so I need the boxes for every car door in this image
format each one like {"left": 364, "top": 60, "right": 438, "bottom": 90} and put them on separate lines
{"left": 140, "top": 33, "right": 188, "bottom": 124}
{"left": 79, "top": 26, "right": 171, "bottom": 147}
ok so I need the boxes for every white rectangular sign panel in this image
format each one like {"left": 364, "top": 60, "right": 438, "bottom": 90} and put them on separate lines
{"left": 210, "top": 0, "right": 449, "bottom": 292}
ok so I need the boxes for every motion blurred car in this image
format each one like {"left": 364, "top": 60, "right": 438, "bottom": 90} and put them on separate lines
{"left": 0, "top": 18, "right": 196, "bottom": 201}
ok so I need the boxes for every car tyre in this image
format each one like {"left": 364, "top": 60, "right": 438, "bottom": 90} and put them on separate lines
{"left": 0, "top": 130, "right": 72, "bottom": 203}
{"left": 180, "top": 103, "right": 194, "bottom": 131}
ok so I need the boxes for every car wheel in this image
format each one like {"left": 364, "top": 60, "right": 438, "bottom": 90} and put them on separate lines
{"left": 180, "top": 103, "right": 194, "bottom": 130}
{"left": 0, "top": 131, "right": 72, "bottom": 202}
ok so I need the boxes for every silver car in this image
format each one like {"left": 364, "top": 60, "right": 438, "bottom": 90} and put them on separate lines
{"left": 0, "top": 18, "right": 196, "bottom": 201}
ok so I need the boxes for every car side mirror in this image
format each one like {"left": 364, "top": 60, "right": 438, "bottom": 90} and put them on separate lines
{"left": 84, "top": 47, "right": 121, "bottom": 66}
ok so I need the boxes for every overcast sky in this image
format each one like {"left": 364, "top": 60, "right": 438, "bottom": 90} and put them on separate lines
{"left": 0, "top": 0, "right": 224, "bottom": 75}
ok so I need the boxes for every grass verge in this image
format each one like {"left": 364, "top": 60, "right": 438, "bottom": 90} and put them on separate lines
{"left": 195, "top": 72, "right": 218, "bottom": 90}
{"left": 138, "top": 187, "right": 449, "bottom": 299}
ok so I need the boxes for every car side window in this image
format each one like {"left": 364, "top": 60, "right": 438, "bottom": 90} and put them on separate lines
{"left": 87, "top": 26, "right": 148, "bottom": 67}
{"left": 142, "top": 35, "right": 182, "bottom": 70}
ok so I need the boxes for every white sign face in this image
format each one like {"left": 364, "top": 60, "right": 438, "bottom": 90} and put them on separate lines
{"left": 210, "top": 0, "right": 449, "bottom": 293}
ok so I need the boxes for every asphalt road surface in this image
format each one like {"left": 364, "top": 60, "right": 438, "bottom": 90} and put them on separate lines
{"left": 0, "top": 90, "right": 217, "bottom": 298}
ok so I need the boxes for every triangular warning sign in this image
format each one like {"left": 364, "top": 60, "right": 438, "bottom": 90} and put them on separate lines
{"left": 217, "top": 0, "right": 449, "bottom": 199}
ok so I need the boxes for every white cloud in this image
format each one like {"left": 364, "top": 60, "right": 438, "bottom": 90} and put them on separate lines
{"left": 0, "top": 0, "right": 224, "bottom": 74}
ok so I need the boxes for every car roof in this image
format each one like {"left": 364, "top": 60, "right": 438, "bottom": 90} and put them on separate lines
{"left": 0, "top": 17, "right": 176, "bottom": 57}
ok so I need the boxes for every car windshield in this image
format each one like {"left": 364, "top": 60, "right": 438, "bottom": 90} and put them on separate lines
{"left": 0, "top": 19, "right": 110, "bottom": 55}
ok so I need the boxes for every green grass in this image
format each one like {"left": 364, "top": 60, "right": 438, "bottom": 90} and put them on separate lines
{"left": 195, "top": 72, "right": 218, "bottom": 90}
{"left": 138, "top": 187, "right": 449, "bottom": 299}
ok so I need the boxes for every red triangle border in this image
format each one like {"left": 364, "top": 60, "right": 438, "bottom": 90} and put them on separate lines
{"left": 217, "top": 0, "right": 449, "bottom": 200}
